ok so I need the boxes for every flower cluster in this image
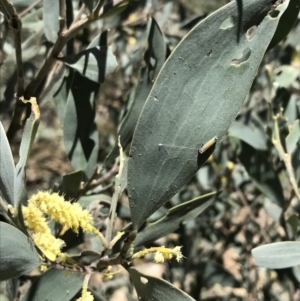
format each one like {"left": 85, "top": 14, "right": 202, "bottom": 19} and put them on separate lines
{"left": 76, "top": 284, "right": 94, "bottom": 301}
{"left": 132, "top": 246, "right": 184, "bottom": 263}
{"left": 22, "top": 191, "right": 104, "bottom": 261}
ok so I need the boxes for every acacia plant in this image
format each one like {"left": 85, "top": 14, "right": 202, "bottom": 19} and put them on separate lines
{"left": 0, "top": 0, "right": 297, "bottom": 300}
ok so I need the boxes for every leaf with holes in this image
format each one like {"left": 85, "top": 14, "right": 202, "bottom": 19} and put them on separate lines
{"left": 128, "top": 0, "right": 290, "bottom": 230}
{"left": 129, "top": 268, "right": 196, "bottom": 301}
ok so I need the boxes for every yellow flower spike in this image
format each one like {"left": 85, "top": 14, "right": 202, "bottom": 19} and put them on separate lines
{"left": 22, "top": 203, "right": 49, "bottom": 234}
{"left": 154, "top": 252, "right": 165, "bottom": 263}
{"left": 102, "top": 266, "right": 124, "bottom": 281}
{"left": 109, "top": 231, "right": 125, "bottom": 249}
{"left": 40, "top": 265, "right": 48, "bottom": 272}
{"left": 132, "top": 246, "right": 184, "bottom": 263}
{"left": 76, "top": 284, "right": 94, "bottom": 301}
{"left": 77, "top": 274, "right": 93, "bottom": 301}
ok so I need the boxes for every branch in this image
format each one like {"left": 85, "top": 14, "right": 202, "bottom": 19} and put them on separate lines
{"left": 105, "top": 137, "right": 125, "bottom": 244}
{"left": 6, "top": 0, "right": 110, "bottom": 140}
{"left": 1, "top": 0, "right": 24, "bottom": 97}
{"left": 58, "top": 0, "right": 67, "bottom": 34}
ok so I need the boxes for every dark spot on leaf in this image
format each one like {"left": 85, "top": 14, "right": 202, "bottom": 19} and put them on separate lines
{"left": 269, "top": 10, "right": 280, "bottom": 18}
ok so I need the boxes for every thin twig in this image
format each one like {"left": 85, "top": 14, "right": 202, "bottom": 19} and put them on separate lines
{"left": 1, "top": 0, "right": 24, "bottom": 97}
{"left": 58, "top": 0, "right": 67, "bottom": 34}
{"left": 272, "top": 113, "right": 300, "bottom": 200}
{"left": 94, "top": 0, "right": 106, "bottom": 18}
{"left": 72, "top": 3, "right": 86, "bottom": 25}
{"left": 96, "top": 230, "right": 137, "bottom": 270}
{"left": 19, "top": 0, "right": 42, "bottom": 18}
{"left": 105, "top": 137, "right": 125, "bottom": 244}
{"left": 78, "top": 166, "right": 103, "bottom": 199}
{"left": 6, "top": 0, "right": 116, "bottom": 140}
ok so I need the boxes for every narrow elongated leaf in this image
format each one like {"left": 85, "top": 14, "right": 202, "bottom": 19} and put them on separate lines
{"left": 128, "top": 0, "right": 290, "bottom": 229}
{"left": 0, "top": 222, "right": 40, "bottom": 281}
{"left": 0, "top": 123, "right": 15, "bottom": 205}
{"left": 268, "top": 0, "right": 300, "bottom": 50}
{"left": 61, "top": 170, "right": 84, "bottom": 200}
{"left": 14, "top": 98, "right": 40, "bottom": 205}
{"left": 134, "top": 191, "right": 217, "bottom": 248}
{"left": 229, "top": 119, "right": 268, "bottom": 151}
{"left": 129, "top": 268, "right": 196, "bottom": 301}
{"left": 43, "top": 0, "right": 59, "bottom": 43}
{"left": 106, "top": 17, "right": 166, "bottom": 164}
{"left": 229, "top": 137, "right": 284, "bottom": 206}
{"left": 252, "top": 241, "right": 300, "bottom": 269}
{"left": 63, "top": 73, "right": 100, "bottom": 178}
{"left": 59, "top": 47, "right": 118, "bottom": 83}
{"left": 20, "top": 268, "right": 85, "bottom": 301}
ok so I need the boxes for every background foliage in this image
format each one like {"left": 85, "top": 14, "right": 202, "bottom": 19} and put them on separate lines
{"left": 1, "top": 0, "right": 300, "bottom": 301}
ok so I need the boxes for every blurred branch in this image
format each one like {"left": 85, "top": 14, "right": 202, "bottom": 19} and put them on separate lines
{"left": 272, "top": 113, "right": 300, "bottom": 201}
{"left": 7, "top": 0, "right": 127, "bottom": 140}
{"left": 58, "top": 0, "right": 67, "bottom": 33}
{"left": 105, "top": 137, "right": 125, "bottom": 245}
{"left": 19, "top": 0, "right": 42, "bottom": 18}
{"left": 1, "top": 0, "right": 24, "bottom": 97}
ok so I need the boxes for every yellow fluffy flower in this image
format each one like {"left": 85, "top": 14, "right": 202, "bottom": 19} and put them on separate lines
{"left": 22, "top": 191, "right": 106, "bottom": 261}
{"left": 76, "top": 284, "right": 94, "bottom": 301}
{"left": 132, "top": 246, "right": 184, "bottom": 263}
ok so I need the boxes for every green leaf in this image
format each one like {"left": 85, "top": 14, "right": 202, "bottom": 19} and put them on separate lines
{"left": 106, "top": 17, "right": 166, "bottom": 164}
{"left": 79, "top": 194, "right": 111, "bottom": 208}
{"left": 0, "top": 122, "right": 15, "bottom": 205}
{"left": 229, "top": 117, "right": 269, "bottom": 151}
{"left": 264, "top": 200, "right": 282, "bottom": 223}
{"left": 0, "top": 222, "right": 40, "bottom": 281}
{"left": 229, "top": 137, "right": 284, "bottom": 206}
{"left": 70, "top": 250, "right": 101, "bottom": 265}
{"left": 0, "top": 29, "right": 44, "bottom": 100}
{"left": 129, "top": 268, "right": 196, "bottom": 301}
{"left": 59, "top": 47, "right": 118, "bottom": 83}
{"left": 268, "top": 0, "right": 300, "bottom": 50}
{"left": 127, "top": 0, "right": 290, "bottom": 229}
{"left": 20, "top": 268, "right": 85, "bottom": 301}
{"left": 14, "top": 98, "right": 40, "bottom": 205}
{"left": 63, "top": 73, "right": 100, "bottom": 178}
{"left": 287, "top": 214, "right": 299, "bottom": 238}
{"left": 22, "top": 7, "right": 43, "bottom": 33}
{"left": 82, "top": 0, "right": 96, "bottom": 12}
{"left": 99, "top": 1, "right": 128, "bottom": 19}
{"left": 61, "top": 170, "right": 84, "bottom": 200}
{"left": 134, "top": 191, "right": 217, "bottom": 248}
{"left": 286, "top": 120, "right": 300, "bottom": 154}
{"left": 252, "top": 241, "right": 300, "bottom": 269}
{"left": 43, "top": 0, "right": 59, "bottom": 43}
{"left": 6, "top": 278, "right": 19, "bottom": 301}
{"left": 275, "top": 65, "right": 300, "bottom": 88}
